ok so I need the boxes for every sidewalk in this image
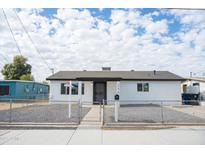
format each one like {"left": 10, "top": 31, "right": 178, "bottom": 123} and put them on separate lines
{"left": 1, "top": 126, "right": 205, "bottom": 145}
{"left": 0, "top": 129, "right": 75, "bottom": 145}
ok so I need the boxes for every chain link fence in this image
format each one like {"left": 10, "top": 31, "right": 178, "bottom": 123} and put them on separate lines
{"left": 1, "top": 97, "right": 205, "bottom": 126}
{"left": 103, "top": 100, "right": 205, "bottom": 125}
{"left": 0, "top": 96, "right": 91, "bottom": 125}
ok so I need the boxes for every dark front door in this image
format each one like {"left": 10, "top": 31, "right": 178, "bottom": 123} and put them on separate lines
{"left": 93, "top": 82, "right": 106, "bottom": 104}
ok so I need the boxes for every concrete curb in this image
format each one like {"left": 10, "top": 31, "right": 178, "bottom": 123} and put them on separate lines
{"left": 104, "top": 122, "right": 205, "bottom": 126}
{"left": 102, "top": 123, "right": 205, "bottom": 130}
{"left": 0, "top": 122, "right": 79, "bottom": 125}
{"left": 0, "top": 122, "right": 78, "bottom": 129}
{"left": 1, "top": 122, "right": 205, "bottom": 130}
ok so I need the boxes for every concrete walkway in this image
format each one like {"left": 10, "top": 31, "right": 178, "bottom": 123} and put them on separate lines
{"left": 67, "top": 105, "right": 102, "bottom": 144}
{"left": 80, "top": 105, "right": 101, "bottom": 126}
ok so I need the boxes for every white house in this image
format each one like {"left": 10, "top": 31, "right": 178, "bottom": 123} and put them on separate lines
{"left": 46, "top": 68, "right": 185, "bottom": 105}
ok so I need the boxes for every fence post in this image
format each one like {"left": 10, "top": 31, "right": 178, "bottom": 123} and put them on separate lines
{"left": 161, "top": 101, "right": 164, "bottom": 124}
{"left": 9, "top": 99, "right": 12, "bottom": 123}
{"left": 68, "top": 102, "right": 71, "bottom": 118}
{"left": 78, "top": 99, "right": 81, "bottom": 124}
{"left": 102, "top": 99, "right": 104, "bottom": 125}
{"left": 115, "top": 101, "right": 119, "bottom": 122}
{"left": 199, "top": 95, "right": 201, "bottom": 106}
{"left": 99, "top": 100, "right": 102, "bottom": 122}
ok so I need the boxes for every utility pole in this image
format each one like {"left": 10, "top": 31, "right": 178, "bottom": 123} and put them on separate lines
{"left": 190, "top": 72, "right": 192, "bottom": 78}
{"left": 50, "top": 68, "right": 54, "bottom": 75}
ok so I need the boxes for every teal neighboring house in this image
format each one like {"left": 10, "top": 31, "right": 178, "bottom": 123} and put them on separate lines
{"left": 0, "top": 80, "right": 49, "bottom": 101}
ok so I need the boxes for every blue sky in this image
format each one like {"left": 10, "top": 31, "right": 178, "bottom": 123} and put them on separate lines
{"left": 37, "top": 8, "right": 183, "bottom": 43}
{"left": 40, "top": 8, "right": 182, "bottom": 33}
{"left": 0, "top": 8, "right": 205, "bottom": 81}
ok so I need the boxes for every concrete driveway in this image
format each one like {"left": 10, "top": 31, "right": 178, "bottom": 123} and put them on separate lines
{"left": 1, "top": 126, "right": 205, "bottom": 145}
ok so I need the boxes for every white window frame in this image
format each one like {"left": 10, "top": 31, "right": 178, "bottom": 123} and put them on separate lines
{"left": 137, "top": 83, "right": 149, "bottom": 92}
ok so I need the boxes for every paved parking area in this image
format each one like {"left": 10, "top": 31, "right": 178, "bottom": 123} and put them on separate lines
{"left": 1, "top": 126, "right": 205, "bottom": 145}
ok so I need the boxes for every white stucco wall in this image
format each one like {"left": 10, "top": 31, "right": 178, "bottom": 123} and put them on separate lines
{"left": 193, "top": 81, "right": 205, "bottom": 105}
{"left": 120, "top": 81, "right": 181, "bottom": 105}
{"left": 200, "top": 82, "right": 205, "bottom": 92}
{"left": 107, "top": 81, "right": 182, "bottom": 105}
{"left": 49, "top": 80, "right": 93, "bottom": 104}
{"left": 107, "top": 81, "right": 117, "bottom": 101}
{"left": 49, "top": 80, "right": 182, "bottom": 105}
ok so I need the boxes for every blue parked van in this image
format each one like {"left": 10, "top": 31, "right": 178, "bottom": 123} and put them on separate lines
{"left": 0, "top": 80, "right": 49, "bottom": 101}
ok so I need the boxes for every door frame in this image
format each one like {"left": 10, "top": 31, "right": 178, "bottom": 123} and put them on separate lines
{"left": 93, "top": 81, "right": 107, "bottom": 104}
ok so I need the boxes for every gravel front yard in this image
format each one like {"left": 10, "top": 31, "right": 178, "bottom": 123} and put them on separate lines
{"left": 104, "top": 104, "right": 205, "bottom": 123}
{"left": 0, "top": 101, "right": 48, "bottom": 111}
{"left": 0, "top": 104, "right": 90, "bottom": 123}
{"left": 166, "top": 105, "right": 205, "bottom": 119}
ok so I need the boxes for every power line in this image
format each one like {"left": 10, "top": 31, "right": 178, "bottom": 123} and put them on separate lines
{"left": 0, "top": 53, "right": 9, "bottom": 63}
{"left": 12, "top": 8, "right": 52, "bottom": 72}
{"left": 1, "top": 8, "right": 22, "bottom": 55}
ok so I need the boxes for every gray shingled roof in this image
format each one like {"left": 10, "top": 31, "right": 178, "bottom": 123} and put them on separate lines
{"left": 187, "top": 77, "right": 205, "bottom": 82}
{"left": 46, "top": 71, "right": 185, "bottom": 81}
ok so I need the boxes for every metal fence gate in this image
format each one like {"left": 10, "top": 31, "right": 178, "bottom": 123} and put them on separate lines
{"left": 79, "top": 101, "right": 103, "bottom": 124}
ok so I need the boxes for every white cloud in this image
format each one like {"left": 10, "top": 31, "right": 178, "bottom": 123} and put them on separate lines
{"left": 151, "top": 11, "right": 160, "bottom": 16}
{"left": 170, "top": 10, "right": 205, "bottom": 24}
{"left": 145, "top": 19, "right": 168, "bottom": 34}
{"left": 0, "top": 8, "right": 205, "bottom": 81}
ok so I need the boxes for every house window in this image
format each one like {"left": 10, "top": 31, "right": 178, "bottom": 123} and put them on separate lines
{"left": 137, "top": 83, "right": 143, "bottom": 92}
{"left": 61, "top": 82, "right": 80, "bottom": 95}
{"left": 144, "top": 83, "right": 149, "bottom": 92}
{"left": 0, "top": 85, "right": 10, "bottom": 96}
{"left": 137, "top": 83, "right": 149, "bottom": 92}
{"left": 183, "top": 84, "right": 187, "bottom": 93}
{"left": 81, "top": 83, "right": 85, "bottom": 95}
{"left": 193, "top": 83, "right": 199, "bottom": 86}
{"left": 72, "top": 83, "right": 78, "bottom": 95}
{"left": 61, "top": 83, "right": 69, "bottom": 95}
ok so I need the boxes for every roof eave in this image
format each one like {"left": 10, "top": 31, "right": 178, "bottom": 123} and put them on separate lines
{"left": 46, "top": 78, "right": 186, "bottom": 81}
